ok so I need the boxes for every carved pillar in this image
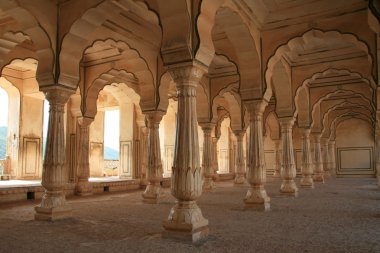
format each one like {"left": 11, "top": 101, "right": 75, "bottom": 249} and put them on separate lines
{"left": 201, "top": 123, "right": 215, "bottom": 191}
{"left": 142, "top": 112, "right": 164, "bottom": 203}
{"left": 234, "top": 130, "right": 246, "bottom": 184}
{"left": 312, "top": 134, "right": 324, "bottom": 182}
{"left": 322, "top": 138, "right": 330, "bottom": 179}
{"left": 244, "top": 101, "right": 270, "bottom": 211}
{"left": 376, "top": 132, "right": 380, "bottom": 188}
{"left": 212, "top": 137, "right": 219, "bottom": 180}
{"left": 140, "top": 126, "right": 148, "bottom": 185}
{"left": 162, "top": 64, "right": 208, "bottom": 242}
{"left": 273, "top": 140, "right": 282, "bottom": 177}
{"left": 35, "top": 87, "right": 73, "bottom": 221}
{"left": 300, "top": 129, "right": 314, "bottom": 188}
{"left": 75, "top": 117, "right": 93, "bottom": 196}
{"left": 279, "top": 118, "right": 298, "bottom": 196}
{"left": 328, "top": 141, "right": 336, "bottom": 177}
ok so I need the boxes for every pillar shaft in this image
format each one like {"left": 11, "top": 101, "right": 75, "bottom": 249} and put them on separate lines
{"left": 142, "top": 112, "right": 163, "bottom": 203}
{"left": 163, "top": 64, "right": 208, "bottom": 242}
{"left": 212, "top": 137, "right": 219, "bottom": 178}
{"left": 300, "top": 129, "right": 314, "bottom": 188}
{"left": 279, "top": 118, "right": 298, "bottom": 196}
{"left": 75, "top": 117, "right": 93, "bottom": 196}
{"left": 328, "top": 141, "right": 336, "bottom": 176}
{"left": 273, "top": 140, "right": 282, "bottom": 177}
{"left": 140, "top": 126, "right": 148, "bottom": 184}
{"left": 201, "top": 124, "right": 215, "bottom": 191}
{"left": 322, "top": 139, "right": 331, "bottom": 179}
{"left": 234, "top": 131, "right": 246, "bottom": 184}
{"left": 35, "top": 87, "right": 73, "bottom": 221}
{"left": 313, "top": 134, "right": 325, "bottom": 182}
{"left": 244, "top": 101, "right": 270, "bottom": 210}
{"left": 376, "top": 132, "right": 380, "bottom": 188}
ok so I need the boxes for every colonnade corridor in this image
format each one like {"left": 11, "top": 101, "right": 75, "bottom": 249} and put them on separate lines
{"left": 0, "top": 177, "right": 379, "bottom": 253}
{"left": 1, "top": 0, "right": 380, "bottom": 252}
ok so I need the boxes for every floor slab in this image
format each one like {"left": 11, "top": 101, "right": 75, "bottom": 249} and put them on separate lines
{"left": 0, "top": 177, "right": 379, "bottom": 253}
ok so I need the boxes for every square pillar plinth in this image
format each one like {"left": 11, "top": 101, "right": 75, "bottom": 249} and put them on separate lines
{"left": 162, "top": 201, "right": 209, "bottom": 243}
{"left": 34, "top": 205, "right": 72, "bottom": 221}
{"left": 163, "top": 221, "right": 209, "bottom": 243}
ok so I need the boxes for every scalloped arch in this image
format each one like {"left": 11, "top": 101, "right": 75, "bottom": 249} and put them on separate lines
{"left": 59, "top": 1, "right": 161, "bottom": 89}
{"left": 0, "top": 3, "right": 54, "bottom": 87}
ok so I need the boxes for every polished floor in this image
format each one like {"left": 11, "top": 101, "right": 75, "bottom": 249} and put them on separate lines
{"left": 0, "top": 177, "right": 379, "bottom": 253}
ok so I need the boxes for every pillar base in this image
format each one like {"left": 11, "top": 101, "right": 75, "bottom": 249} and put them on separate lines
{"left": 75, "top": 181, "right": 93, "bottom": 196}
{"left": 314, "top": 173, "right": 325, "bottom": 183}
{"left": 324, "top": 171, "right": 331, "bottom": 179}
{"left": 34, "top": 190, "right": 72, "bottom": 221}
{"left": 203, "top": 177, "right": 215, "bottom": 192}
{"left": 34, "top": 205, "right": 72, "bottom": 221}
{"left": 244, "top": 185, "right": 270, "bottom": 211}
{"left": 163, "top": 201, "right": 209, "bottom": 243}
{"left": 280, "top": 179, "right": 299, "bottom": 197}
{"left": 272, "top": 171, "right": 281, "bottom": 178}
{"left": 300, "top": 176, "right": 314, "bottom": 189}
{"left": 234, "top": 174, "right": 245, "bottom": 184}
{"left": 142, "top": 182, "right": 161, "bottom": 204}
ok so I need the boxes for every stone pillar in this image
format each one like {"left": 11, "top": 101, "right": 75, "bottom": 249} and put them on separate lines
{"left": 312, "top": 134, "right": 324, "bottom": 182}
{"left": 75, "top": 117, "right": 93, "bottom": 196}
{"left": 201, "top": 123, "right": 215, "bottom": 191}
{"left": 328, "top": 140, "right": 336, "bottom": 177}
{"left": 300, "top": 129, "right": 314, "bottom": 188}
{"left": 273, "top": 140, "right": 282, "bottom": 177}
{"left": 234, "top": 130, "right": 246, "bottom": 184}
{"left": 375, "top": 132, "right": 380, "bottom": 188}
{"left": 35, "top": 87, "right": 73, "bottom": 221}
{"left": 322, "top": 139, "right": 331, "bottom": 179}
{"left": 279, "top": 118, "right": 298, "bottom": 196}
{"left": 140, "top": 126, "right": 148, "bottom": 185}
{"left": 142, "top": 112, "right": 164, "bottom": 203}
{"left": 163, "top": 64, "right": 208, "bottom": 242}
{"left": 212, "top": 137, "right": 219, "bottom": 179}
{"left": 244, "top": 101, "right": 270, "bottom": 211}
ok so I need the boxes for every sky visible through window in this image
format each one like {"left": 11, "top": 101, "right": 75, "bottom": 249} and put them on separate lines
{"left": 0, "top": 87, "right": 8, "bottom": 127}
{"left": 104, "top": 110, "right": 120, "bottom": 159}
{"left": 0, "top": 87, "right": 8, "bottom": 161}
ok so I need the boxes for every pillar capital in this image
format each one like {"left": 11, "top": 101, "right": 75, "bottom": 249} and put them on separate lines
{"left": 77, "top": 117, "right": 94, "bottom": 128}
{"left": 233, "top": 130, "right": 245, "bottom": 140}
{"left": 42, "top": 86, "right": 74, "bottom": 105}
{"left": 167, "top": 62, "right": 207, "bottom": 88}
{"left": 199, "top": 122, "right": 215, "bottom": 133}
{"left": 321, "top": 137, "right": 330, "bottom": 146}
{"left": 145, "top": 111, "right": 165, "bottom": 127}
{"left": 278, "top": 117, "right": 296, "bottom": 129}
{"left": 245, "top": 100, "right": 268, "bottom": 117}
{"left": 311, "top": 132, "right": 322, "bottom": 142}
{"left": 301, "top": 128, "right": 311, "bottom": 137}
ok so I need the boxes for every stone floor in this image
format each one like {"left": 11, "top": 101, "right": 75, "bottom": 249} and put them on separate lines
{"left": 0, "top": 177, "right": 379, "bottom": 253}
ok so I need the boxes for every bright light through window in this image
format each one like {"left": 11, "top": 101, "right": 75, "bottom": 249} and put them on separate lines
{"left": 0, "top": 87, "right": 8, "bottom": 127}
{"left": 0, "top": 87, "right": 8, "bottom": 161}
{"left": 104, "top": 110, "right": 120, "bottom": 160}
